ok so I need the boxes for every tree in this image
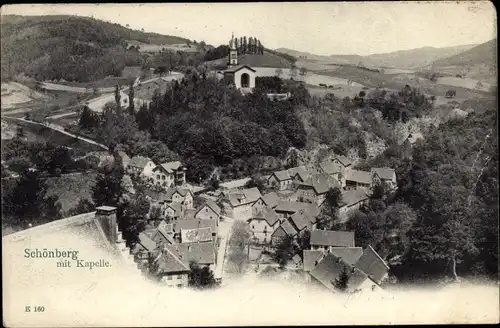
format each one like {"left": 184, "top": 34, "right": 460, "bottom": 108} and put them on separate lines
{"left": 188, "top": 262, "right": 217, "bottom": 289}
{"left": 285, "top": 148, "right": 299, "bottom": 169}
{"left": 227, "top": 246, "right": 248, "bottom": 274}
{"left": 244, "top": 175, "right": 266, "bottom": 193}
{"left": 299, "top": 67, "right": 307, "bottom": 76}
{"left": 15, "top": 126, "right": 24, "bottom": 138}
{"left": 208, "top": 175, "right": 220, "bottom": 190}
{"left": 273, "top": 234, "right": 294, "bottom": 269}
{"left": 2, "top": 168, "right": 62, "bottom": 228}
{"left": 298, "top": 229, "right": 311, "bottom": 251}
{"left": 275, "top": 68, "right": 283, "bottom": 78}
{"left": 114, "top": 85, "right": 121, "bottom": 109}
{"left": 333, "top": 264, "right": 350, "bottom": 291}
{"left": 91, "top": 156, "right": 125, "bottom": 207}
{"left": 242, "top": 36, "right": 247, "bottom": 54}
{"left": 317, "top": 187, "right": 343, "bottom": 230}
{"left": 79, "top": 105, "right": 100, "bottom": 130}
{"left": 128, "top": 83, "right": 135, "bottom": 115}
{"left": 67, "top": 198, "right": 95, "bottom": 216}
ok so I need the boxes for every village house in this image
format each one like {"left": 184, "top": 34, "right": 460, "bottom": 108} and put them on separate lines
{"left": 127, "top": 156, "right": 156, "bottom": 180}
{"left": 266, "top": 166, "right": 313, "bottom": 191}
{"left": 274, "top": 201, "right": 316, "bottom": 220}
{"left": 155, "top": 247, "right": 190, "bottom": 288}
{"left": 318, "top": 161, "right": 346, "bottom": 188}
{"left": 171, "top": 219, "right": 217, "bottom": 242}
{"left": 288, "top": 206, "right": 321, "bottom": 233}
{"left": 338, "top": 189, "right": 370, "bottom": 220}
{"left": 220, "top": 187, "right": 262, "bottom": 220}
{"left": 296, "top": 173, "right": 342, "bottom": 206}
{"left": 330, "top": 155, "right": 353, "bottom": 171}
{"left": 152, "top": 161, "right": 187, "bottom": 188}
{"left": 248, "top": 206, "right": 280, "bottom": 244}
{"left": 371, "top": 168, "right": 397, "bottom": 190}
{"left": 345, "top": 169, "right": 372, "bottom": 190}
{"left": 310, "top": 230, "right": 355, "bottom": 251}
{"left": 164, "top": 202, "right": 183, "bottom": 221}
{"left": 194, "top": 199, "right": 222, "bottom": 225}
{"left": 180, "top": 227, "right": 213, "bottom": 244}
{"left": 165, "top": 242, "right": 217, "bottom": 272}
{"left": 133, "top": 231, "right": 157, "bottom": 264}
{"left": 271, "top": 219, "right": 299, "bottom": 245}
{"left": 354, "top": 245, "right": 390, "bottom": 285}
{"left": 148, "top": 221, "right": 176, "bottom": 248}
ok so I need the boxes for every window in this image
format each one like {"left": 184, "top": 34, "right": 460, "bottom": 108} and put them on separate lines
{"left": 167, "top": 275, "right": 172, "bottom": 280}
{"left": 206, "top": 208, "right": 208, "bottom": 212}
{"left": 157, "top": 175, "right": 160, "bottom": 180}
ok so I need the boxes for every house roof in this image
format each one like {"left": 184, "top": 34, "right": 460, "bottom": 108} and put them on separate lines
{"left": 156, "top": 161, "right": 184, "bottom": 174}
{"left": 319, "top": 161, "right": 343, "bottom": 175}
{"left": 184, "top": 209, "right": 197, "bottom": 220}
{"left": 345, "top": 169, "right": 372, "bottom": 185}
{"left": 128, "top": 156, "right": 154, "bottom": 169}
{"left": 310, "top": 230, "right": 355, "bottom": 247}
{"left": 223, "top": 64, "right": 256, "bottom": 73}
{"left": 274, "top": 201, "right": 314, "bottom": 214}
{"left": 165, "top": 202, "right": 182, "bottom": 216}
{"left": 292, "top": 254, "right": 302, "bottom": 264}
{"left": 252, "top": 206, "right": 280, "bottom": 226}
{"left": 227, "top": 187, "right": 262, "bottom": 207}
{"left": 262, "top": 192, "right": 280, "bottom": 208}
{"left": 272, "top": 220, "right": 298, "bottom": 238}
{"left": 354, "top": 245, "right": 389, "bottom": 284}
{"left": 172, "top": 219, "right": 216, "bottom": 234}
{"left": 340, "top": 189, "right": 370, "bottom": 208}
{"left": 180, "top": 227, "right": 213, "bottom": 243}
{"left": 329, "top": 247, "right": 364, "bottom": 266}
{"left": 310, "top": 253, "right": 353, "bottom": 292}
{"left": 153, "top": 221, "right": 175, "bottom": 244}
{"left": 156, "top": 247, "right": 190, "bottom": 274}
{"left": 303, "top": 250, "right": 324, "bottom": 272}
{"left": 138, "top": 232, "right": 157, "bottom": 252}
{"left": 165, "top": 242, "right": 216, "bottom": 266}
{"left": 299, "top": 173, "right": 341, "bottom": 195}
{"left": 371, "top": 167, "right": 396, "bottom": 181}
{"left": 117, "top": 151, "right": 130, "bottom": 165}
{"left": 289, "top": 207, "right": 320, "bottom": 231}
{"left": 333, "top": 155, "right": 353, "bottom": 167}
{"left": 288, "top": 166, "right": 313, "bottom": 182}
{"left": 273, "top": 169, "right": 292, "bottom": 181}
{"left": 347, "top": 267, "right": 370, "bottom": 292}
{"left": 144, "top": 190, "right": 170, "bottom": 203}
{"left": 197, "top": 199, "right": 221, "bottom": 217}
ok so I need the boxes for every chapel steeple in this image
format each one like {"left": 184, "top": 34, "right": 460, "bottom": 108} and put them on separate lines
{"left": 228, "top": 32, "right": 238, "bottom": 67}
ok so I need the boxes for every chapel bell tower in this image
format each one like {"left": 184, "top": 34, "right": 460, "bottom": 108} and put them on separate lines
{"left": 228, "top": 32, "right": 238, "bottom": 67}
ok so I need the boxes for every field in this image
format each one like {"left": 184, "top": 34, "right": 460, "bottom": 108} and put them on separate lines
{"left": 45, "top": 171, "right": 98, "bottom": 214}
{"left": 206, "top": 51, "right": 293, "bottom": 69}
{"left": 55, "top": 77, "right": 135, "bottom": 89}
{"left": 436, "top": 76, "right": 492, "bottom": 92}
{"left": 127, "top": 40, "right": 199, "bottom": 53}
{"left": 1, "top": 82, "right": 49, "bottom": 110}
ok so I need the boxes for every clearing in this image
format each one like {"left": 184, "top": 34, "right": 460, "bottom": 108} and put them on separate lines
{"left": 1, "top": 82, "right": 49, "bottom": 110}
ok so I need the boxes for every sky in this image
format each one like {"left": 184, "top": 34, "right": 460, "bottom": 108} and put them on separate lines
{"left": 2, "top": 2, "right": 497, "bottom": 56}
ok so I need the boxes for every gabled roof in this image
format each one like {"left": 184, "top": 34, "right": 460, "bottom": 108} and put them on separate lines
{"left": 227, "top": 187, "right": 262, "bottom": 207}
{"left": 262, "top": 192, "right": 280, "bottom": 208}
{"left": 371, "top": 167, "right": 396, "bottom": 181}
{"left": 287, "top": 166, "right": 313, "bottom": 182}
{"left": 272, "top": 220, "right": 298, "bottom": 238}
{"left": 345, "top": 169, "right": 372, "bottom": 185}
{"left": 292, "top": 254, "right": 302, "bottom": 264}
{"left": 155, "top": 161, "right": 184, "bottom": 174}
{"left": 299, "top": 173, "right": 341, "bottom": 195}
{"left": 310, "top": 230, "right": 355, "bottom": 247}
{"left": 289, "top": 207, "right": 320, "bottom": 231}
{"left": 303, "top": 250, "right": 324, "bottom": 272}
{"left": 354, "top": 245, "right": 389, "bottom": 284}
{"left": 319, "top": 161, "right": 343, "bottom": 175}
{"left": 340, "top": 189, "right": 370, "bottom": 208}
{"left": 252, "top": 206, "right": 280, "bottom": 226}
{"left": 196, "top": 199, "right": 221, "bottom": 217}
{"left": 180, "top": 227, "right": 213, "bottom": 243}
{"left": 273, "top": 169, "right": 292, "bottom": 181}
{"left": 165, "top": 242, "right": 216, "bottom": 266}
{"left": 274, "top": 201, "right": 314, "bottom": 214}
{"left": 333, "top": 155, "right": 353, "bottom": 167}
{"left": 156, "top": 247, "right": 190, "bottom": 273}
{"left": 223, "top": 64, "right": 256, "bottom": 73}
{"left": 329, "top": 247, "right": 364, "bottom": 266}
{"left": 138, "top": 232, "right": 157, "bottom": 252}
{"left": 310, "top": 253, "right": 353, "bottom": 292}
{"left": 128, "top": 156, "right": 154, "bottom": 169}
{"left": 172, "top": 219, "right": 216, "bottom": 234}
{"left": 117, "top": 151, "right": 130, "bottom": 165}
{"left": 165, "top": 202, "right": 182, "bottom": 216}
{"left": 152, "top": 222, "right": 175, "bottom": 245}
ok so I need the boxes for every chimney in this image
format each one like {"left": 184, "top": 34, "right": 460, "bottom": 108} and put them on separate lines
{"left": 96, "top": 206, "right": 118, "bottom": 244}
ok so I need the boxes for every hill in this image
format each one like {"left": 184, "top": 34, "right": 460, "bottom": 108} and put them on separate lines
{"left": 431, "top": 39, "right": 497, "bottom": 69}
{"left": 277, "top": 44, "right": 478, "bottom": 69}
{"left": 1, "top": 15, "right": 193, "bottom": 82}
